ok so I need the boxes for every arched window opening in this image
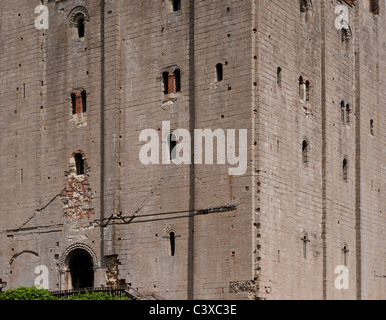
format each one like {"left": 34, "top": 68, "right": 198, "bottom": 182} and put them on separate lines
{"left": 69, "top": 250, "right": 94, "bottom": 289}
{"left": 170, "top": 232, "right": 176, "bottom": 256}
{"left": 301, "top": 233, "right": 310, "bottom": 259}
{"left": 299, "top": 76, "right": 310, "bottom": 102}
{"left": 74, "top": 153, "right": 85, "bottom": 175}
{"left": 216, "top": 63, "right": 223, "bottom": 82}
{"left": 77, "top": 17, "right": 85, "bottom": 38}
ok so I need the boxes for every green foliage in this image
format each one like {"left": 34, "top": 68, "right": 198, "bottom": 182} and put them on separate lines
{"left": 0, "top": 287, "right": 133, "bottom": 300}
{"left": 0, "top": 286, "right": 57, "bottom": 300}
{"left": 65, "top": 291, "right": 132, "bottom": 300}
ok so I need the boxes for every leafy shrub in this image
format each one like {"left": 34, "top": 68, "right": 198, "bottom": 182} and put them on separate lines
{"left": 0, "top": 286, "right": 57, "bottom": 300}
{"left": 65, "top": 291, "right": 132, "bottom": 300}
{"left": 0, "top": 287, "right": 132, "bottom": 300}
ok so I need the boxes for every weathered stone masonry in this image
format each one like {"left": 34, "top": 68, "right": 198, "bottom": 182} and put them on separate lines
{"left": 0, "top": 0, "right": 384, "bottom": 300}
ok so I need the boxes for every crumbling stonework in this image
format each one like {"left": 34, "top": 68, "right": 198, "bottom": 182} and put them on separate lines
{"left": 60, "top": 152, "right": 94, "bottom": 219}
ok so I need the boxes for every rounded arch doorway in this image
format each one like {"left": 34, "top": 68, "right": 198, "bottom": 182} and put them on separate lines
{"left": 68, "top": 249, "right": 94, "bottom": 289}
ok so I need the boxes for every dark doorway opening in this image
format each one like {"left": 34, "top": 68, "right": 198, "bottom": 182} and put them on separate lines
{"left": 69, "top": 250, "right": 94, "bottom": 289}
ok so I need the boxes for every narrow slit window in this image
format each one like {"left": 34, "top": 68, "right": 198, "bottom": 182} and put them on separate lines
{"left": 74, "top": 153, "right": 85, "bottom": 175}
{"left": 170, "top": 232, "right": 176, "bottom": 256}
{"left": 163, "top": 72, "right": 169, "bottom": 94}
{"left": 216, "top": 63, "right": 223, "bottom": 82}
{"left": 343, "top": 158, "right": 348, "bottom": 181}
{"left": 168, "top": 133, "right": 177, "bottom": 160}
{"left": 174, "top": 69, "right": 181, "bottom": 93}
{"left": 302, "top": 233, "right": 309, "bottom": 259}
{"left": 277, "top": 67, "right": 282, "bottom": 88}
{"left": 71, "top": 93, "right": 77, "bottom": 115}
{"left": 302, "top": 140, "right": 309, "bottom": 166}
{"left": 299, "top": 76, "right": 305, "bottom": 100}
{"left": 341, "top": 101, "right": 346, "bottom": 124}
{"left": 305, "top": 81, "right": 310, "bottom": 102}
{"left": 346, "top": 104, "right": 351, "bottom": 124}
{"left": 299, "top": 76, "right": 310, "bottom": 102}
{"left": 343, "top": 245, "right": 349, "bottom": 266}
{"left": 370, "top": 119, "right": 374, "bottom": 136}
{"left": 81, "top": 90, "right": 87, "bottom": 113}
{"left": 77, "top": 17, "right": 85, "bottom": 38}
{"left": 341, "top": 28, "right": 351, "bottom": 44}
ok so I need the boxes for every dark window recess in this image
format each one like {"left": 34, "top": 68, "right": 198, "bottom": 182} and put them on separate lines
{"left": 71, "top": 93, "right": 77, "bottom": 114}
{"left": 277, "top": 67, "right": 282, "bottom": 88}
{"left": 74, "top": 153, "right": 85, "bottom": 175}
{"left": 343, "top": 158, "right": 348, "bottom": 181}
{"left": 163, "top": 69, "right": 181, "bottom": 94}
{"left": 174, "top": 69, "right": 181, "bottom": 92}
{"left": 170, "top": 232, "right": 176, "bottom": 256}
{"left": 370, "top": 0, "right": 379, "bottom": 15}
{"left": 168, "top": 133, "right": 177, "bottom": 160}
{"left": 163, "top": 72, "right": 169, "bottom": 94}
{"left": 71, "top": 90, "right": 87, "bottom": 114}
{"left": 341, "top": 28, "right": 351, "bottom": 43}
{"left": 370, "top": 119, "right": 374, "bottom": 136}
{"left": 172, "top": 0, "right": 181, "bottom": 11}
{"left": 81, "top": 90, "right": 87, "bottom": 113}
{"left": 300, "top": 0, "right": 312, "bottom": 12}
{"left": 302, "top": 140, "right": 309, "bottom": 166}
{"left": 77, "top": 17, "right": 85, "bottom": 38}
{"left": 216, "top": 63, "right": 223, "bottom": 82}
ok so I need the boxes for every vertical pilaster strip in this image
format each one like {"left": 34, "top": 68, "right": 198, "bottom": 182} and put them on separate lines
{"left": 354, "top": 3, "right": 362, "bottom": 301}
{"left": 320, "top": 0, "right": 327, "bottom": 300}
{"left": 187, "top": 0, "right": 195, "bottom": 300}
